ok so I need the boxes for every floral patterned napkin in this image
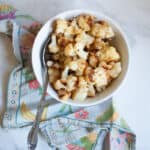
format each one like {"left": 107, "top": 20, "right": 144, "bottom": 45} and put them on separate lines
{"left": 0, "top": 4, "right": 135, "bottom": 150}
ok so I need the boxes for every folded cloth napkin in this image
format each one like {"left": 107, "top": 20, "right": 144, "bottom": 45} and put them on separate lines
{"left": 0, "top": 4, "right": 136, "bottom": 150}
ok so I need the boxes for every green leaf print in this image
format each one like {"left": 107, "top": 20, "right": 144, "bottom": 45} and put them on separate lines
{"left": 96, "top": 104, "right": 114, "bottom": 123}
{"left": 59, "top": 104, "right": 67, "bottom": 113}
{"left": 69, "top": 105, "right": 73, "bottom": 113}
{"left": 38, "top": 87, "right": 43, "bottom": 95}
{"left": 120, "top": 118, "right": 130, "bottom": 129}
{"left": 59, "top": 104, "right": 73, "bottom": 113}
{"left": 22, "top": 67, "right": 35, "bottom": 81}
{"left": 80, "top": 137, "right": 93, "bottom": 150}
{"left": 16, "top": 14, "right": 35, "bottom": 21}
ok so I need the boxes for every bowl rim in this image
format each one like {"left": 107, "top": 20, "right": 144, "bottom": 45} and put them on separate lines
{"left": 32, "top": 9, "right": 130, "bottom": 107}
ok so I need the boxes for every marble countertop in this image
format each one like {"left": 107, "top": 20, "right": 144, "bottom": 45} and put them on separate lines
{"left": 0, "top": 0, "right": 150, "bottom": 149}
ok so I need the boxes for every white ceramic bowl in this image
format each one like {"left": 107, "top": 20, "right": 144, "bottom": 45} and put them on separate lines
{"left": 32, "top": 10, "right": 130, "bottom": 107}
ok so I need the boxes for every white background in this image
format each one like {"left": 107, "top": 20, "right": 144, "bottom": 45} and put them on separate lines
{"left": 0, "top": 0, "right": 150, "bottom": 149}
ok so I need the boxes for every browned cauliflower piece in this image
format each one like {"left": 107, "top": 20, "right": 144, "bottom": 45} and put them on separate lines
{"left": 74, "top": 32, "right": 94, "bottom": 60}
{"left": 64, "top": 43, "right": 76, "bottom": 56}
{"left": 87, "top": 83, "right": 96, "bottom": 97}
{"left": 51, "top": 53, "right": 60, "bottom": 61}
{"left": 57, "top": 35, "right": 72, "bottom": 48}
{"left": 75, "top": 32, "right": 94, "bottom": 47}
{"left": 55, "top": 19, "right": 68, "bottom": 34}
{"left": 85, "top": 66, "right": 94, "bottom": 83}
{"left": 93, "top": 67, "right": 108, "bottom": 92}
{"left": 67, "top": 59, "right": 87, "bottom": 76}
{"left": 72, "top": 77, "right": 88, "bottom": 101}
{"left": 48, "top": 34, "right": 59, "bottom": 53}
{"left": 88, "top": 54, "right": 99, "bottom": 68}
{"left": 100, "top": 46, "right": 120, "bottom": 62}
{"left": 54, "top": 79, "right": 66, "bottom": 90}
{"left": 77, "top": 15, "right": 95, "bottom": 31}
{"left": 51, "top": 51, "right": 65, "bottom": 63}
{"left": 68, "top": 60, "right": 78, "bottom": 71}
{"left": 108, "top": 62, "right": 122, "bottom": 78}
{"left": 74, "top": 42, "right": 88, "bottom": 60}
{"left": 66, "top": 75, "right": 77, "bottom": 91}
{"left": 85, "top": 69, "right": 96, "bottom": 97}
{"left": 93, "top": 38, "right": 107, "bottom": 50}
{"left": 85, "top": 67, "right": 96, "bottom": 97}
{"left": 48, "top": 67, "right": 60, "bottom": 83}
{"left": 64, "top": 57, "right": 73, "bottom": 65}
{"left": 52, "top": 63, "right": 60, "bottom": 69}
{"left": 100, "top": 61, "right": 113, "bottom": 70}
{"left": 64, "top": 19, "right": 82, "bottom": 37}
{"left": 91, "top": 22, "right": 114, "bottom": 39}
{"left": 54, "top": 69, "right": 78, "bottom": 94}
{"left": 70, "top": 19, "right": 83, "bottom": 34}
{"left": 47, "top": 60, "right": 53, "bottom": 67}
{"left": 57, "top": 89, "right": 71, "bottom": 100}
{"left": 61, "top": 66, "right": 69, "bottom": 79}
{"left": 76, "top": 59, "right": 87, "bottom": 76}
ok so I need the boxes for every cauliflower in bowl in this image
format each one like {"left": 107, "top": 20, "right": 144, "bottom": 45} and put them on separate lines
{"left": 47, "top": 14, "right": 122, "bottom": 101}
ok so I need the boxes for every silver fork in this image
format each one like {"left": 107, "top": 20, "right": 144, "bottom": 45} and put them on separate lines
{"left": 27, "top": 37, "right": 50, "bottom": 150}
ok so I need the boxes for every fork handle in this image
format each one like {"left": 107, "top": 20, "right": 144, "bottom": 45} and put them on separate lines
{"left": 27, "top": 70, "right": 48, "bottom": 150}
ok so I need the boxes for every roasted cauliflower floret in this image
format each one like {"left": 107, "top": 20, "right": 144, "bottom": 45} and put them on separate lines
{"left": 85, "top": 67, "right": 94, "bottom": 83}
{"left": 51, "top": 51, "right": 65, "bottom": 63}
{"left": 87, "top": 83, "right": 96, "bottom": 97}
{"left": 88, "top": 54, "right": 99, "bottom": 68}
{"left": 64, "top": 27, "right": 74, "bottom": 39}
{"left": 47, "top": 60, "right": 53, "bottom": 67}
{"left": 51, "top": 53, "right": 60, "bottom": 61}
{"left": 72, "top": 88, "right": 88, "bottom": 101}
{"left": 75, "top": 32, "right": 94, "bottom": 47}
{"left": 78, "top": 77, "right": 88, "bottom": 87}
{"left": 77, "top": 15, "right": 95, "bottom": 31}
{"left": 48, "top": 67, "right": 60, "bottom": 83}
{"left": 63, "top": 58, "right": 87, "bottom": 78}
{"left": 57, "top": 89, "right": 71, "bottom": 100}
{"left": 64, "top": 19, "right": 82, "bottom": 37}
{"left": 52, "top": 63, "right": 60, "bottom": 69}
{"left": 64, "top": 57, "right": 73, "bottom": 65}
{"left": 76, "top": 59, "right": 87, "bottom": 76}
{"left": 108, "top": 62, "right": 121, "bottom": 78}
{"left": 74, "top": 43, "right": 88, "bottom": 60}
{"left": 61, "top": 66, "right": 69, "bottom": 79}
{"left": 64, "top": 43, "right": 76, "bottom": 56}
{"left": 67, "top": 59, "right": 87, "bottom": 76}
{"left": 70, "top": 19, "right": 82, "bottom": 34}
{"left": 100, "top": 46, "right": 120, "bottom": 62}
{"left": 54, "top": 80, "right": 66, "bottom": 90}
{"left": 93, "top": 38, "right": 107, "bottom": 50}
{"left": 57, "top": 36, "right": 72, "bottom": 47}
{"left": 68, "top": 60, "right": 78, "bottom": 71}
{"left": 74, "top": 32, "right": 94, "bottom": 59}
{"left": 91, "top": 22, "right": 114, "bottom": 39}
{"left": 66, "top": 75, "right": 77, "bottom": 91}
{"left": 54, "top": 75, "right": 77, "bottom": 91}
{"left": 72, "top": 77, "right": 88, "bottom": 101}
{"left": 93, "top": 67, "right": 108, "bottom": 92}
{"left": 55, "top": 19, "right": 68, "bottom": 34}
{"left": 48, "top": 34, "right": 59, "bottom": 53}
{"left": 100, "top": 61, "right": 113, "bottom": 70}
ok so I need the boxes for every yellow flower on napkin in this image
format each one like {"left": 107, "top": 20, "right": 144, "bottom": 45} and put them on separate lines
{"left": 20, "top": 101, "right": 48, "bottom": 121}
